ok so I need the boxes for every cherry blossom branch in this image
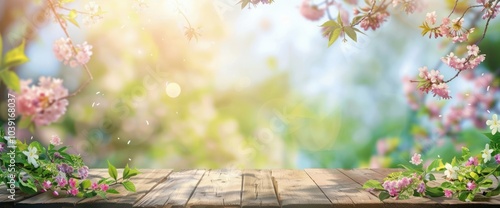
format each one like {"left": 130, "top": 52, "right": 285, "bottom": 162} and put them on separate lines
{"left": 325, "top": 0, "right": 333, "bottom": 20}
{"left": 480, "top": 0, "right": 500, "bottom": 42}
{"left": 47, "top": 0, "right": 93, "bottom": 104}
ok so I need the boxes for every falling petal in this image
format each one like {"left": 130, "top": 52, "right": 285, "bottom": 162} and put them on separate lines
{"left": 117, "top": 137, "right": 120, "bottom": 140}
{"left": 146, "top": 120, "right": 149, "bottom": 125}
{"left": 488, "top": 110, "right": 491, "bottom": 114}
{"left": 487, "top": 86, "right": 490, "bottom": 91}
{"left": 127, "top": 140, "right": 131, "bottom": 145}
{"left": 92, "top": 102, "right": 95, "bottom": 107}
{"left": 96, "top": 91, "right": 100, "bottom": 95}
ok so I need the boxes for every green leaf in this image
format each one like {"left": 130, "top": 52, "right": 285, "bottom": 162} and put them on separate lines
{"left": 451, "top": 157, "right": 458, "bottom": 167}
{"left": 362, "top": 179, "right": 384, "bottom": 190}
{"left": 96, "top": 191, "right": 107, "bottom": 199}
{"left": 0, "top": 70, "right": 20, "bottom": 92}
{"left": 19, "top": 177, "right": 37, "bottom": 195}
{"left": 0, "top": 34, "right": 3, "bottom": 60}
{"left": 80, "top": 179, "right": 91, "bottom": 189}
{"left": 321, "top": 20, "right": 340, "bottom": 28}
{"left": 470, "top": 172, "right": 479, "bottom": 180}
{"left": 458, "top": 191, "right": 469, "bottom": 201}
{"left": 336, "top": 12, "right": 343, "bottom": 27}
{"left": 122, "top": 180, "right": 136, "bottom": 192}
{"left": 67, "top": 10, "right": 80, "bottom": 28}
{"left": 461, "top": 146, "right": 470, "bottom": 160}
{"left": 344, "top": 26, "right": 357, "bottom": 42}
{"left": 123, "top": 164, "right": 130, "bottom": 179}
{"left": 483, "top": 132, "right": 500, "bottom": 143}
{"left": 108, "top": 160, "right": 118, "bottom": 182}
{"left": 3, "top": 39, "right": 28, "bottom": 69}
{"left": 480, "top": 178, "right": 493, "bottom": 188}
{"left": 427, "top": 173, "right": 436, "bottom": 181}
{"left": 106, "top": 189, "right": 120, "bottom": 194}
{"left": 378, "top": 191, "right": 390, "bottom": 201}
{"left": 426, "top": 186, "right": 444, "bottom": 197}
{"left": 239, "top": 0, "right": 250, "bottom": 9}
{"left": 441, "top": 181, "right": 453, "bottom": 189}
{"left": 124, "top": 168, "right": 140, "bottom": 179}
{"left": 328, "top": 28, "right": 342, "bottom": 47}
{"left": 427, "top": 159, "right": 444, "bottom": 172}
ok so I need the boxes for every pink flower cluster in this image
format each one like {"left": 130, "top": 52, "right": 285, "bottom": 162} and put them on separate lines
{"left": 53, "top": 37, "right": 93, "bottom": 68}
{"left": 300, "top": 0, "right": 325, "bottom": 21}
{"left": 382, "top": 177, "right": 413, "bottom": 197}
{"left": 16, "top": 77, "right": 69, "bottom": 126}
{"left": 477, "top": 0, "right": 500, "bottom": 19}
{"left": 441, "top": 45, "right": 485, "bottom": 71}
{"left": 423, "top": 12, "right": 475, "bottom": 43}
{"left": 392, "top": 0, "right": 423, "bottom": 14}
{"left": 355, "top": 8, "right": 390, "bottom": 31}
{"left": 417, "top": 66, "right": 451, "bottom": 99}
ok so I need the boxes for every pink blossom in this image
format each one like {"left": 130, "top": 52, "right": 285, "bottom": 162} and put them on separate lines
{"left": 466, "top": 181, "right": 476, "bottom": 191}
{"left": 68, "top": 188, "right": 79, "bottom": 196}
{"left": 441, "top": 48, "right": 485, "bottom": 71}
{"left": 100, "top": 184, "right": 109, "bottom": 192}
{"left": 42, "top": 180, "right": 52, "bottom": 191}
{"left": 55, "top": 172, "right": 67, "bottom": 187}
{"left": 300, "top": 0, "right": 325, "bottom": 21}
{"left": 69, "top": 178, "right": 77, "bottom": 189}
{"left": 467, "top": 45, "right": 480, "bottom": 56}
{"left": 431, "top": 83, "right": 451, "bottom": 99}
{"left": 360, "top": 12, "right": 389, "bottom": 31}
{"left": 50, "top": 135, "right": 63, "bottom": 146}
{"left": 444, "top": 189, "right": 453, "bottom": 198}
{"left": 465, "top": 156, "right": 479, "bottom": 166}
{"left": 15, "top": 77, "right": 69, "bottom": 126}
{"left": 426, "top": 11, "right": 437, "bottom": 25}
{"left": 53, "top": 37, "right": 93, "bottom": 68}
{"left": 91, "top": 182, "right": 99, "bottom": 190}
{"left": 52, "top": 190, "right": 59, "bottom": 196}
{"left": 477, "top": 0, "right": 500, "bottom": 19}
{"left": 410, "top": 153, "right": 423, "bottom": 165}
{"left": 495, "top": 154, "right": 500, "bottom": 164}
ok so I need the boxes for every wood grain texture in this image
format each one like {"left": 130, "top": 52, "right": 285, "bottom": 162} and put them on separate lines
{"left": 76, "top": 169, "right": 171, "bottom": 208}
{"left": 271, "top": 169, "right": 331, "bottom": 208}
{"left": 15, "top": 169, "right": 110, "bottom": 208}
{"left": 133, "top": 169, "right": 205, "bottom": 208}
{"left": 340, "top": 168, "right": 442, "bottom": 208}
{"left": 186, "top": 169, "right": 242, "bottom": 208}
{"left": 305, "top": 168, "right": 383, "bottom": 208}
{"left": 241, "top": 169, "right": 280, "bottom": 208}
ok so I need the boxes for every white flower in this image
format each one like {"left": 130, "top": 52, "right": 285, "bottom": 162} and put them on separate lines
{"left": 486, "top": 114, "right": 500, "bottom": 135}
{"left": 410, "top": 153, "right": 423, "bottom": 165}
{"left": 23, "top": 146, "right": 39, "bottom": 168}
{"left": 444, "top": 163, "right": 458, "bottom": 180}
{"left": 482, "top": 144, "right": 494, "bottom": 163}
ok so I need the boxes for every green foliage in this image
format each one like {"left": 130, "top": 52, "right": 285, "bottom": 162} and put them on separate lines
{"left": 362, "top": 179, "right": 384, "bottom": 190}
{"left": 108, "top": 160, "right": 118, "bottom": 182}
{"left": 0, "top": 134, "right": 140, "bottom": 199}
{"left": 0, "top": 35, "right": 27, "bottom": 92}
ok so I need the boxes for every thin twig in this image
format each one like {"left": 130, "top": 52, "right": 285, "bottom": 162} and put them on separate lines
{"left": 448, "top": 0, "right": 459, "bottom": 18}
{"left": 325, "top": 0, "right": 333, "bottom": 20}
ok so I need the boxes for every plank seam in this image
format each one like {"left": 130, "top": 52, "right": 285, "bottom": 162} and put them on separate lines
{"left": 304, "top": 169, "right": 352, "bottom": 206}
{"left": 271, "top": 173, "right": 282, "bottom": 208}
{"left": 132, "top": 169, "right": 173, "bottom": 207}
{"left": 337, "top": 169, "right": 388, "bottom": 207}
{"left": 182, "top": 169, "right": 207, "bottom": 208}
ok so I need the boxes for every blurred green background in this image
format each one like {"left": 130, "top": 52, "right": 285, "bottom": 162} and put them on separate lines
{"left": 1, "top": 0, "right": 499, "bottom": 169}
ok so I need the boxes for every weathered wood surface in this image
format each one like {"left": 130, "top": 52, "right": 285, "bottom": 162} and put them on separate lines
{"left": 186, "top": 169, "right": 242, "bottom": 208}
{"left": 272, "top": 169, "right": 331, "bottom": 208}
{"left": 2, "top": 169, "right": 500, "bottom": 207}
{"left": 242, "top": 169, "right": 279, "bottom": 208}
{"left": 134, "top": 169, "right": 205, "bottom": 208}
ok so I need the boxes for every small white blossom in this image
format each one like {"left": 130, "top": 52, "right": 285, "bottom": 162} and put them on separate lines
{"left": 482, "top": 143, "right": 494, "bottom": 163}
{"left": 486, "top": 114, "right": 500, "bottom": 135}
{"left": 444, "top": 163, "right": 458, "bottom": 180}
{"left": 23, "top": 146, "right": 39, "bottom": 168}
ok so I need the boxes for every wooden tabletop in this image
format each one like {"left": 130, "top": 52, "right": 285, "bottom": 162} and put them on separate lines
{"left": 1, "top": 168, "right": 500, "bottom": 208}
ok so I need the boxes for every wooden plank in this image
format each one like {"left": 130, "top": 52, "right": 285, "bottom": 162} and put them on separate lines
{"left": 15, "top": 169, "right": 110, "bottom": 208}
{"left": 305, "top": 168, "right": 382, "bottom": 208}
{"left": 271, "top": 169, "right": 331, "bottom": 208}
{"left": 133, "top": 169, "right": 205, "bottom": 208}
{"left": 76, "top": 169, "right": 171, "bottom": 208}
{"left": 242, "top": 169, "right": 280, "bottom": 208}
{"left": 339, "top": 168, "right": 441, "bottom": 208}
{"left": 186, "top": 169, "right": 242, "bottom": 208}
